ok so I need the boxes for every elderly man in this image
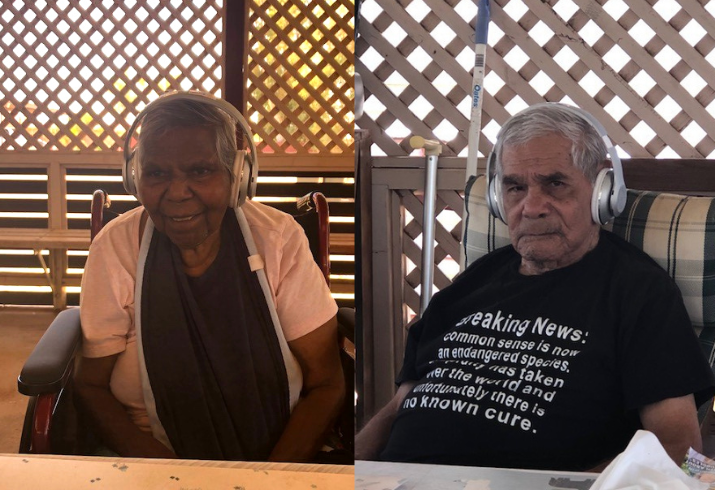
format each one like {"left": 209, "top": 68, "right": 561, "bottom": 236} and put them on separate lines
{"left": 356, "top": 103, "right": 715, "bottom": 471}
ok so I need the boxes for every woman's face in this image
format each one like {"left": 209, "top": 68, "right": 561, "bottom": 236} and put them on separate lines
{"left": 137, "top": 126, "right": 231, "bottom": 251}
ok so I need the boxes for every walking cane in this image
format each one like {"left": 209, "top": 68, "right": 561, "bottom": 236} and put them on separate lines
{"left": 410, "top": 136, "right": 443, "bottom": 315}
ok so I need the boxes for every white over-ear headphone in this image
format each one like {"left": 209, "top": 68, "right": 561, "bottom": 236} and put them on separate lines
{"left": 122, "top": 91, "right": 258, "bottom": 208}
{"left": 486, "top": 103, "right": 626, "bottom": 226}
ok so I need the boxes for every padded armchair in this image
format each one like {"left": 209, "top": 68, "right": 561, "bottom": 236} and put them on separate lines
{"left": 295, "top": 191, "right": 355, "bottom": 459}
{"left": 17, "top": 187, "right": 114, "bottom": 455}
{"left": 17, "top": 308, "right": 81, "bottom": 454}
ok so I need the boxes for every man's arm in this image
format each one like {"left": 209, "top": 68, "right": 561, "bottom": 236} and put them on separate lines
{"left": 639, "top": 394, "right": 701, "bottom": 463}
{"left": 268, "top": 315, "right": 345, "bottom": 463}
{"left": 355, "top": 381, "right": 416, "bottom": 461}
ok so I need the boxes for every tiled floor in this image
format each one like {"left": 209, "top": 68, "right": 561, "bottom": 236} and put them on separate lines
{"left": 0, "top": 308, "right": 56, "bottom": 453}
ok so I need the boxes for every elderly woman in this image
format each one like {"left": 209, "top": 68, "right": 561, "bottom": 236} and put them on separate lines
{"left": 74, "top": 93, "right": 345, "bottom": 462}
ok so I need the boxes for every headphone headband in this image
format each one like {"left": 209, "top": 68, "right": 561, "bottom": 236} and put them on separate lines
{"left": 486, "top": 102, "right": 626, "bottom": 225}
{"left": 554, "top": 104, "right": 627, "bottom": 221}
{"left": 122, "top": 91, "right": 258, "bottom": 208}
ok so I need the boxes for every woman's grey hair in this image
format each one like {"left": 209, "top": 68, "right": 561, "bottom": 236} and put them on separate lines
{"left": 134, "top": 98, "right": 238, "bottom": 181}
{"left": 493, "top": 103, "right": 608, "bottom": 183}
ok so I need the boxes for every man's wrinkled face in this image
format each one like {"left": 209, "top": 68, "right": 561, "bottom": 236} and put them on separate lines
{"left": 137, "top": 126, "right": 231, "bottom": 251}
{"left": 500, "top": 133, "right": 601, "bottom": 275}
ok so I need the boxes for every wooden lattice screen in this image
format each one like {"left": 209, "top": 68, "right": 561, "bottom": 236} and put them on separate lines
{"left": 357, "top": 0, "right": 715, "bottom": 159}
{"left": 247, "top": 0, "right": 355, "bottom": 164}
{"left": 0, "top": 0, "right": 225, "bottom": 151}
{"left": 0, "top": 0, "right": 356, "bottom": 307}
{"left": 0, "top": 0, "right": 355, "bottom": 162}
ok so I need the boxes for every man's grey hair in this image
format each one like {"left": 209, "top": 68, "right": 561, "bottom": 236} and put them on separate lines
{"left": 134, "top": 98, "right": 238, "bottom": 182}
{"left": 493, "top": 103, "right": 608, "bottom": 183}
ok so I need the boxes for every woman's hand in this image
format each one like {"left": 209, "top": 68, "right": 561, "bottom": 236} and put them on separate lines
{"left": 74, "top": 354, "right": 177, "bottom": 458}
{"left": 268, "top": 315, "right": 346, "bottom": 462}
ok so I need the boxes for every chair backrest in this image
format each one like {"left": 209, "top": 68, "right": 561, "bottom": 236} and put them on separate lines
{"left": 463, "top": 174, "right": 715, "bottom": 363}
{"left": 90, "top": 190, "right": 111, "bottom": 243}
{"left": 90, "top": 190, "right": 332, "bottom": 281}
{"left": 293, "top": 191, "right": 331, "bottom": 284}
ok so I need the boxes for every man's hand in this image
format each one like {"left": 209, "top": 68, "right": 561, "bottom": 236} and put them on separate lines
{"left": 640, "top": 394, "right": 701, "bottom": 463}
{"left": 355, "top": 381, "right": 416, "bottom": 460}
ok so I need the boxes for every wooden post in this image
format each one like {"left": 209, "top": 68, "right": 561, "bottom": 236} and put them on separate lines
{"left": 356, "top": 129, "right": 371, "bottom": 428}
{"left": 224, "top": 0, "right": 249, "bottom": 112}
{"left": 48, "top": 162, "right": 67, "bottom": 309}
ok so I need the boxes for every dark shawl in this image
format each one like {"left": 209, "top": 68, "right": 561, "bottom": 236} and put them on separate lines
{"left": 140, "top": 210, "right": 290, "bottom": 460}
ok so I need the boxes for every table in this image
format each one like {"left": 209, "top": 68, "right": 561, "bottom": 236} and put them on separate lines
{"left": 356, "top": 460, "right": 597, "bottom": 490}
{"left": 0, "top": 453, "right": 354, "bottom": 489}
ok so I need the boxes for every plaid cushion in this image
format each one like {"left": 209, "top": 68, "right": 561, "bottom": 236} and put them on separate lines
{"left": 463, "top": 174, "right": 715, "bottom": 364}
{"left": 462, "top": 175, "right": 510, "bottom": 263}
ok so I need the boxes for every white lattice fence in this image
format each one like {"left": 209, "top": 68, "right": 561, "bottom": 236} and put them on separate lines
{"left": 400, "top": 189, "right": 463, "bottom": 319}
{"left": 357, "top": 0, "right": 715, "bottom": 159}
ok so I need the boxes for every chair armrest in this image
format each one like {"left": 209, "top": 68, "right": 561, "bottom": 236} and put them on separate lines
{"left": 17, "top": 308, "right": 82, "bottom": 396}
{"left": 337, "top": 307, "right": 355, "bottom": 344}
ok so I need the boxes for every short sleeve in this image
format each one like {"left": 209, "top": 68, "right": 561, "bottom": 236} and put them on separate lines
{"left": 396, "top": 318, "right": 425, "bottom": 385}
{"left": 231, "top": 201, "right": 338, "bottom": 341}
{"left": 272, "top": 218, "right": 337, "bottom": 341}
{"left": 620, "top": 275, "right": 715, "bottom": 409}
{"left": 79, "top": 211, "right": 141, "bottom": 358}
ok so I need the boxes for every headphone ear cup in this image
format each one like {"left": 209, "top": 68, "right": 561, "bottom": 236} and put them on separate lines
{"left": 485, "top": 150, "right": 507, "bottom": 224}
{"left": 486, "top": 177, "right": 498, "bottom": 218}
{"left": 231, "top": 150, "right": 247, "bottom": 208}
{"left": 123, "top": 156, "right": 138, "bottom": 199}
{"left": 495, "top": 182, "right": 507, "bottom": 225}
{"left": 231, "top": 151, "right": 257, "bottom": 208}
{"left": 591, "top": 168, "right": 614, "bottom": 225}
{"left": 246, "top": 152, "right": 257, "bottom": 200}
{"left": 486, "top": 177, "right": 507, "bottom": 224}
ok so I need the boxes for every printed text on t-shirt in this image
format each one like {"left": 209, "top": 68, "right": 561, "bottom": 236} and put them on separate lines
{"left": 401, "top": 309, "right": 588, "bottom": 434}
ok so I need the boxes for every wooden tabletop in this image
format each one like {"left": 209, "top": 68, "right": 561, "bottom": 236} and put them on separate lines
{"left": 355, "top": 460, "right": 597, "bottom": 490}
{"left": 0, "top": 453, "right": 354, "bottom": 489}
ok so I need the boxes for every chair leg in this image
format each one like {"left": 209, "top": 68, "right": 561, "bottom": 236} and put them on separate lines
{"left": 31, "top": 393, "right": 57, "bottom": 453}
{"left": 19, "top": 396, "right": 36, "bottom": 453}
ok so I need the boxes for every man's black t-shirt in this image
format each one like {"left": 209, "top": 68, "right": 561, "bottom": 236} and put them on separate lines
{"left": 381, "top": 231, "right": 715, "bottom": 470}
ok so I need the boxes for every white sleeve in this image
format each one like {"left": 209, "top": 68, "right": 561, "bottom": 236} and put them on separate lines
{"left": 79, "top": 213, "right": 140, "bottom": 357}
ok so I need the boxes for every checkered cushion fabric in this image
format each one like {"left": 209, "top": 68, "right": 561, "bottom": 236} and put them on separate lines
{"left": 462, "top": 175, "right": 510, "bottom": 263}
{"left": 463, "top": 174, "right": 715, "bottom": 364}
{"left": 609, "top": 189, "right": 715, "bottom": 364}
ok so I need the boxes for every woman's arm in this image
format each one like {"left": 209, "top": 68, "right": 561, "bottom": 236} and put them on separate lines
{"left": 268, "top": 315, "right": 346, "bottom": 462}
{"left": 74, "top": 355, "right": 176, "bottom": 458}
